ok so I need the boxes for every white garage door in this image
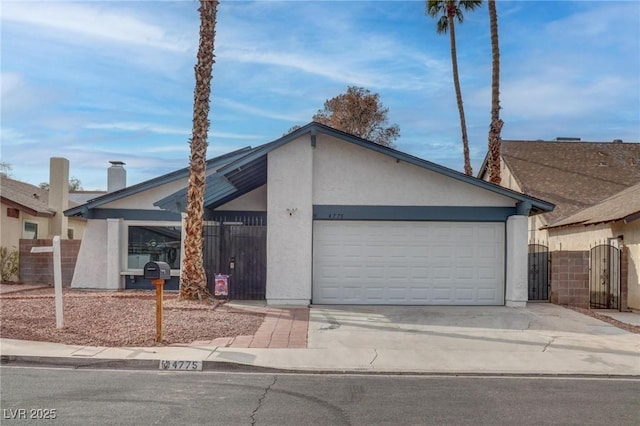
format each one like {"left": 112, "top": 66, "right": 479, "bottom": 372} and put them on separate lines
{"left": 312, "top": 221, "right": 504, "bottom": 305}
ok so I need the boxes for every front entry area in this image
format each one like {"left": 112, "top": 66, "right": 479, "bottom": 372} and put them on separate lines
{"left": 312, "top": 221, "right": 505, "bottom": 305}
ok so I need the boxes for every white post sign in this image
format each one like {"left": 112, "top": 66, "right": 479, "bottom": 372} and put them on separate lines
{"left": 31, "top": 236, "right": 64, "bottom": 328}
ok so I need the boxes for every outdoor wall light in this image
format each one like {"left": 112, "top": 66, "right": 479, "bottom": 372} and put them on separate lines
{"left": 286, "top": 208, "right": 298, "bottom": 216}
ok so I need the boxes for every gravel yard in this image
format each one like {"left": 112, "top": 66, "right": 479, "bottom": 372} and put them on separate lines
{"left": 0, "top": 287, "right": 265, "bottom": 347}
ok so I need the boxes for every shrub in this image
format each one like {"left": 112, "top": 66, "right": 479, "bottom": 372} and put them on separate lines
{"left": 0, "top": 246, "right": 19, "bottom": 283}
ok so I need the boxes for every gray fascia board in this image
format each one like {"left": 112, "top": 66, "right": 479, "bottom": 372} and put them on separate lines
{"left": 313, "top": 205, "right": 516, "bottom": 222}
{"left": 65, "top": 147, "right": 253, "bottom": 217}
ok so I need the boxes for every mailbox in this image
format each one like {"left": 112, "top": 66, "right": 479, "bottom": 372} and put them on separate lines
{"left": 143, "top": 261, "right": 171, "bottom": 280}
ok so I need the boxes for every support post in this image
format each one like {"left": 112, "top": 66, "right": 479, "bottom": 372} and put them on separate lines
{"left": 152, "top": 279, "right": 165, "bottom": 343}
{"left": 30, "top": 236, "right": 64, "bottom": 328}
{"left": 52, "top": 236, "right": 63, "bottom": 328}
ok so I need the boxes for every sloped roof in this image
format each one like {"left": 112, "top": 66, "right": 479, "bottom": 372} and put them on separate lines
{"left": 494, "top": 140, "right": 640, "bottom": 224}
{"left": 155, "top": 122, "right": 555, "bottom": 214}
{"left": 547, "top": 182, "right": 640, "bottom": 228}
{"left": 0, "top": 175, "right": 55, "bottom": 217}
{"left": 65, "top": 146, "right": 254, "bottom": 217}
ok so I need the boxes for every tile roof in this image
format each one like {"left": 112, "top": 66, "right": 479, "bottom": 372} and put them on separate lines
{"left": 499, "top": 140, "right": 640, "bottom": 224}
{"left": 0, "top": 175, "right": 54, "bottom": 216}
{"left": 548, "top": 182, "right": 640, "bottom": 228}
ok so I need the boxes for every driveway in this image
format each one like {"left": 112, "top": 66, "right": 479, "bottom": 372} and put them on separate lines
{"left": 306, "top": 303, "right": 640, "bottom": 375}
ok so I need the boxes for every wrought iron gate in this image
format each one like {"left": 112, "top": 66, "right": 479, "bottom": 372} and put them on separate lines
{"left": 589, "top": 243, "right": 620, "bottom": 309}
{"left": 528, "top": 243, "right": 549, "bottom": 301}
{"left": 203, "top": 216, "right": 266, "bottom": 300}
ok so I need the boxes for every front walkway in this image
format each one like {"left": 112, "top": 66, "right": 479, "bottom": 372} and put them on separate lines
{"left": 191, "top": 306, "right": 309, "bottom": 349}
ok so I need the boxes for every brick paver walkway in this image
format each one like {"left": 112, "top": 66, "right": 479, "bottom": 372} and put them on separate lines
{"left": 205, "top": 307, "right": 309, "bottom": 349}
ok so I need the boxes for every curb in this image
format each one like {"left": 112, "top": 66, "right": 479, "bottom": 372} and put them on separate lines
{"left": 3, "top": 355, "right": 640, "bottom": 379}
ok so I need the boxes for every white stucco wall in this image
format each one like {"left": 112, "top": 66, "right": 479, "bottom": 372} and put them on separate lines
{"left": 216, "top": 185, "right": 267, "bottom": 211}
{"left": 266, "top": 137, "right": 313, "bottom": 305}
{"left": 313, "top": 135, "right": 516, "bottom": 207}
{"left": 505, "top": 215, "right": 529, "bottom": 307}
{"left": 71, "top": 218, "right": 123, "bottom": 289}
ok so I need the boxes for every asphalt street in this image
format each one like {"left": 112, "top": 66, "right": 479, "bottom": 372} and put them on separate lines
{"left": 1, "top": 367, "right": 639, "bottom": 425}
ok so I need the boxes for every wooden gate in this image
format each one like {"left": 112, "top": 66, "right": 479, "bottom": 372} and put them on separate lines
{"left": 203, "top": 215, "right": 266, "bottom": 300}
{"left": 589, "top": 243, "right": 620, "bottom": 309}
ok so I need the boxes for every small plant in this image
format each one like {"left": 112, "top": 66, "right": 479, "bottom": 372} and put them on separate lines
{"left": 0, "top": 246, "right": 19, "bottom": 283}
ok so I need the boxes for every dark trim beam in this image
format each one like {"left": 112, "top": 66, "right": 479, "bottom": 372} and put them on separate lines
{"left": 313, "top": 205, "right": 517, "bottom": 222}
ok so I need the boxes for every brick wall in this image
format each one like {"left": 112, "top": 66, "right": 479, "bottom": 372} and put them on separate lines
{"left": 19, "top": 239, "right": 82, "bottom": 287}
{"left": 550, "top": 250, "right": 589, "bottom": 308}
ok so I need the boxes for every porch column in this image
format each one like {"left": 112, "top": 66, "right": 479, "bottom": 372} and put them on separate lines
{"left": 106, "top": 218, "right": 123, "bottom": 290}
{"left": 505, "top": 215, "right": 528, "bottom": 307}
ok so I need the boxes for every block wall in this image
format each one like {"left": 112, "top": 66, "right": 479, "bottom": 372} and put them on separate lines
{"left": 19, "top": 239, "right": 82, "bottom": 287}
{"left": 550, "top": 250, "right": 589, "bottom": 308}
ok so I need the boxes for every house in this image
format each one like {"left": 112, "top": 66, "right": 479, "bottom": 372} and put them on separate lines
{"left": 65, "top": 122, "right": 553, "bottom": 306}
{"left": 478, "top": 139, "right": 640, "bottom": 310}
{"left": 545, "top": 182, "right": 640, "bottom": 310}
{"left": 0, "top": 157, "right": 105, "bottom": 283}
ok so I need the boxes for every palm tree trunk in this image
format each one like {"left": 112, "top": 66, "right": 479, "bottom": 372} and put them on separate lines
{"left": 180, "top": 0, "right": 219, "bottom": 300}
{"left": 448, "top": 15, "right": 473, "bottom": 176}
{"left": 488, "top": 0, "right": 503, "bottom": 184}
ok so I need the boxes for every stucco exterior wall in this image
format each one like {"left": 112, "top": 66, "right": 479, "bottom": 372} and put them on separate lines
{"left": 485, "top": 163, "right": 549, "bottom": 243}
{"left": 0, "top": 204, "right": 49, "bottom": 247}
{"left": 266, "top": 137, "right": 313, "bottom": 304}
{"left": 216, "top": 185, "right": 267, "bottom": 211}
{"left": 313, "top": 135, "right": 516, "bottom": 207}
{"left": 71, "top": 219, "right": 123, "bottom": 289}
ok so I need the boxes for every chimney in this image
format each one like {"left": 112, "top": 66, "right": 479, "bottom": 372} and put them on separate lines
{"left": 108, "top": 161, "right": 126, "bottom": 192}
{"left": 49, "top": 157, "right": 69, "bottom": 239}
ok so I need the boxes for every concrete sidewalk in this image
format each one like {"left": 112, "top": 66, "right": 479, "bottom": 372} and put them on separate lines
{"left": 1, "top": 303, "right": 639, "bottom": 376}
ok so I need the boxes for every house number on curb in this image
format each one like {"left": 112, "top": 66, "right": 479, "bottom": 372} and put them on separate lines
{"left": 159, "top": 360, "right": 203, "bottom": 371}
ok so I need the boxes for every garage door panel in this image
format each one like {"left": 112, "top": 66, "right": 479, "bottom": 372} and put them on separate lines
{"left": 313, "top": 221, "right": 504, "bottom": 305}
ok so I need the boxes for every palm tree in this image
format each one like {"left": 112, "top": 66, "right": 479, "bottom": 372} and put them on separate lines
{"left": 487, "top": 0, "right": 503, "bottom": 184}
{"left": 181, "top": 0, "right": 219, "bottom": 300}
{"left": 426, "top": 0, "right": 482, "bottom": 176}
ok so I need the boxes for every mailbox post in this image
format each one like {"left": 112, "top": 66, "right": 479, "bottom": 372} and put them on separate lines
{"left": 143, "top": 261, "right": 171, "bottom": 343}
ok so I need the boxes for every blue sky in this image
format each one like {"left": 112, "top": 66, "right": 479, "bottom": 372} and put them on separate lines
{"left": 2, "top": 0, "right": 639, "bottom": 190}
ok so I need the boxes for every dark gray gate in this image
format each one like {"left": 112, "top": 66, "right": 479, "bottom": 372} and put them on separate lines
{"left": 203, "top": 216, "right": 266, "bottom": 300}
{"left": 528, "top": 243, "right": 549, "bottom": 301}
{"left": 589, "top": 243, "right": 620, "bottom": 309}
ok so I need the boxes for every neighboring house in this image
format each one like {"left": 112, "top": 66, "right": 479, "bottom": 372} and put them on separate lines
{"left": 478, "top": 139, "right": 640, "bottom": 310}
{"left": 66, "top": 122, "right": 553, "bottom": 307}
{"left": 478, "top": 139, "right": 640, "bottom": 243}
{"left": 545, "top": 183, "right": 640, "bottom": 310}
{"left": 0, "top": 158, "right": 105, "bottom": 282}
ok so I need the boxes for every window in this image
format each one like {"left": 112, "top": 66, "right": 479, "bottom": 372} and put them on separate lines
{"left": 23, "top": 221, "right": 38, "bottom": 239}
{"left": 127, "top": 225, "right": 181, "bottom": 270}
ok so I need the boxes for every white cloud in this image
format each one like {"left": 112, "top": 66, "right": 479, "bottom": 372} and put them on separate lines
{"left": 84, "top": 121, "right": 264, "bottom": 140}
{"left": 1, "top": 2, "right": 190, "bottom": 52}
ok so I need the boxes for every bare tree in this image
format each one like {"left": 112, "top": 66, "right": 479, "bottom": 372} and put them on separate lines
{"left": 313, "top": 86, "right": 400, "bottom": 147}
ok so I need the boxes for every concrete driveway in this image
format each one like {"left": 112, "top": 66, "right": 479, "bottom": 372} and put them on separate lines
{"left": 307, "top": 303, "right": 640, "bottom": 375}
